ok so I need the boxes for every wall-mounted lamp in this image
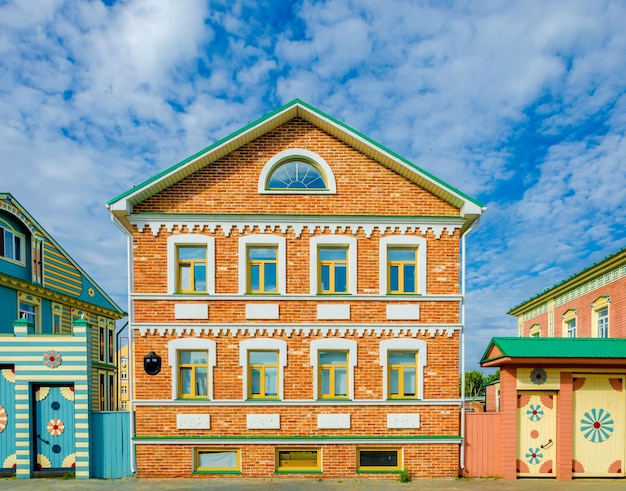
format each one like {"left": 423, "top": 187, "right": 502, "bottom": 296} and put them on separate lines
{"left": 143, "top": 351, "right": 161, "bottom": 375}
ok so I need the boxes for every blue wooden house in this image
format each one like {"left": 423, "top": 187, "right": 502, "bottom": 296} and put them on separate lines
{"left": 0, "top": 193, "right": 126, "bottom": 478}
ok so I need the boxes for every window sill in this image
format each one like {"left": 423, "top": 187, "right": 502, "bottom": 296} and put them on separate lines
{"left": 275, "top": 470, "right": 322, "bottom": 474}
{"left": 193, "top": 470, "right": 241, "bottom": 475}
{"left": 246, "top": 398, "right": 281, "bottom": 402}
{"left": 316, "top": 398, "right": 351, "bottom": 402}
{"left": 357, "top": 470, "right": 402, "bottom": 474}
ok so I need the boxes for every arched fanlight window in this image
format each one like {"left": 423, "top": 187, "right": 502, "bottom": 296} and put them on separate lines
{"left": 258, "top": 148, "right": 337, "bottom": 194}
{"left": 267, "top": 159, "right": 327, "bottom": 190}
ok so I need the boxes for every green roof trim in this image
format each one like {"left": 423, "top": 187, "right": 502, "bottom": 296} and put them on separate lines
{"left": 508, "top": 246, "right": 626, "bottom": 314}
{"left": 108, "top": 99, "right": 483, "bottom": 209}
{"left": 481, "top": 337, "right": 626, "bottom": 365}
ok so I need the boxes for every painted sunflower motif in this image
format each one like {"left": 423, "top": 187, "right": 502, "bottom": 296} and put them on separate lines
{"left": 34, "top": 385, "right": 50, "bottom": 402}
{"left": 1, "top": 368, "right": 15, "bottom": 383}
{"left": 581, "top": 408, "right": 614, "bottom": 443}
{"left": 43, "top": 350, "right": 62, "bottom": 369}
{"left": 0, "top": 405, "right": 6, "bottom": 433}
{"left": 530, "top": 367, "right": 547, "bottom": 385}
{"left": 3, "top": 454, "right": 17, "bottom": 469}
{"left": 526, "top": 447, "right": 543, "bottom": 465}
{"left": 47, "top": 418, "right": 65, "bottom": 437}
{"left": 36, "top": 454, "right": 51, "bottom": 470}
{"left": 60, "top": 386, "right": 75, "bottom": 402}
{"left": 62, "top": 453, "right": 76, "bottom": 469}
{"left": 527, "top": 404, "right": 544, "bottom": 422}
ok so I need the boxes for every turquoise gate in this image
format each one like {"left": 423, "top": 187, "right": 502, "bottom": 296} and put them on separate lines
{"left": 90, "top": 411, "right": 132, "bottom": 478}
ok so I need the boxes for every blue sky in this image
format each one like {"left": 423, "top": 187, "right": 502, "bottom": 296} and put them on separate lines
{"left": 2, "top": 0, "right": 625, "bottom": 370}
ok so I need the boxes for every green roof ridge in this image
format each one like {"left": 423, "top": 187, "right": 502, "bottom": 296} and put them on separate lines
{"left": 108, "top": 99, "right": 483, "bottom": 208}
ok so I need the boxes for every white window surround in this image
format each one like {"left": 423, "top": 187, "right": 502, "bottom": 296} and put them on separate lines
{"left": 561, "top": 309, "right": 577, "bottom": 338}
{"left": 168, "top": 338, "right": 216, "bottom": 400}
{"left": 379, "top": 338, "right": 427, "bottom": 399}
{"left": 310, "top": 235, "right": 357, "bottom": 294}
{"left": 239, "top": 338, "right": 287, "bottom": 400}
{"left": 591, "top": 297, "right": 610, "bottom": 338}
{"left": 238, "top": 235, "right": 286, "bottom": 295}
{"left": 309, "top": 338, "right": 357, "bottom": 400}
{"left": 379, "top": 236, "right": 427, "bottom": 295}
{"left": 0, "top": 220, "right": 25, "bottom": 266}
{"left": 258, "top": 148, "right": 337, "bottom": 194}
{"left": 167, "top": 234, "right": 215, "bottom": 294}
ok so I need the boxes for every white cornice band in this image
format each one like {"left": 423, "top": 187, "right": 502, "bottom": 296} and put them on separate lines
{"left": 134, "top": 323, "right": 460, "bottom": 338}
{"left": 130, "top": 214, "right": 463, "bottom": 239}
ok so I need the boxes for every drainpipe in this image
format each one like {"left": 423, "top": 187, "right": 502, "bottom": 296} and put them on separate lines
{"left": 110, "top": 213, "right": 136, "bottom": 474}
{"left": 459, "top": 215, "right": 481, "bottom": 472}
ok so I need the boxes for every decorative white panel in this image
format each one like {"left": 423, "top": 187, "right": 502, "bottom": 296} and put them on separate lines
{"left": 245, "top": 304, "right": 279, "bottom": 319}
{"left": 247, "top": 413, "right": 280, "bottom": 429}
{"left": 317, "top": 304, "right": 350, "bottom": 320}
{"left": 174, "top": 304, "right": 208, "bottom": 320}
{"left": 317, "top": 413, "right": 350, "bottom": 429}
{"left": 387, "top": 413, "right": 420, "bottom": 429}
{"left": 386, "top": 304, "right": 420, "bottom": 320}
{"left": 176, "top": 413, "right": 210, "bottom": 429}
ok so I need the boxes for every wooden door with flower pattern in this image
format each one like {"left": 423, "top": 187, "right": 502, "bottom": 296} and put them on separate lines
{"left": 516, "top": 392, "right": 557, "bottom": 477}
{"left": 572, "top": 375, "right": 625, "bottom": 477}
{"left": 32, "top": 384, "right": 76, "bottom": 474}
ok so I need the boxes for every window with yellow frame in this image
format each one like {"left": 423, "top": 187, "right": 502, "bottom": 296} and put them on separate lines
{"left": 178, "top": 350, "right": 208, "bottom": 398}
{"left": 387, "top": 351, "right": 418, "bottom": 399}
{"left": 275, "top": 448, "right": 321, "bottom": 472}
{"left": 248, "top": 350, "right": 279, "bottom": 399}
{"left": 194, "top": 448, "right": 240, "bottom": 473}
{"left": 387, "top": 247, "right": 417, "bottom": 294}
{"left": 356, "top": 448, "right": 402, "bottom": 472}
{"left": 247, "top": 245, "right": 278, "bottom": 293}
{"left": 176, "top": 245, "right": 207, "bottom": 293}
{"left": 318, "top": 246, "right": 348, "bottom": 293}
{"left": 318, "top": 351, "right": 348, "bottom": 399}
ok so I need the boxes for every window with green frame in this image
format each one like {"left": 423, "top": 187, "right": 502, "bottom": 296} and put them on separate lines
{"left": 176, "top": 245, "right": 207, "bottom": 293}
{"left": 318, "top": 351, "right": 348, "bottom": 399}
{"left": 388, "top": 351, "right": 417, "bottom": 399}
{"left": 276, "top": 448, "right": 321, "bottom": 472}
{"left": 357, "top": 448, "right": 402, "bottom": 472}
{"left": 387, "top": 247, "right": 417, "bottom": 294}
{"left": 247, "top": 246, "right": 278, "bottom": 293}
{"left": 178, "top": 350, "right": 208, "bottom": 398}
{"left": 194, "top": 448, "right": 240, "bottom": 473}
{"left": 248, "top": 350, "right": 279, "bottom": 399}
{"left": 318, "top": 246, "right": 348, "bottom": 293}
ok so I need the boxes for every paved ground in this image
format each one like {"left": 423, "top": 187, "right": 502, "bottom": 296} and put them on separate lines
{"left": 2, "top": 478, "right": 626, "bottom": 490}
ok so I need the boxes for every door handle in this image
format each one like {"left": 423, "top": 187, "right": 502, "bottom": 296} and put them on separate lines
{"left": 540, "top": 438, "right": 553, "bottom": 449}
{"left": 37, "top": 434, "right": 50, "bottom": 445}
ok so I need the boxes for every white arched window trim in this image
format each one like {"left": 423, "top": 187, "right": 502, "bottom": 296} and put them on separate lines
{"left": 379, "top": 235, "right": 427, "bottom": 295}
{"left": 168, "top": 338, "right": 216, "bottom": 400}
{"left": 379, "top": 338, "right": 427, "bottom": 399}
{"left": 258, "top": 148, "right": 337, "bottom": 194}
{"left": 310, "top": 338, "right": 357, "bottom": 400}
{"left": 167, "top": 234, "right": 215, "bottom": 294}
{"left": 310, "top": 235, "right": 357, "bottom": 294}
{"left": 239, "top": 338, "right": 288, "bottom": 400}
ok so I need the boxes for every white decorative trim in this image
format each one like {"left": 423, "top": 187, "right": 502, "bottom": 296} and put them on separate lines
{"left": 258, "top": 148, "right": 337, "bottom": 194}
{"left": 175, "top": 304, "right": 209, "bottom": 320}
{"left": 238, "top": 234, "right": 286, "bottom": 295}
{"left": 239, "top": 338, "right": 287, "bottom": 400}
{"left": 176, "top": 414, "right": 210, "bottom": 429}
{"left": 387, "top": 413, "right": 420, "bottom": 429}
{"left": 167, "top": 234, "right": 215, "bottom": 294}
{"left": 246, "top": 413, "right": 280, "bottom": 429}
{"left": 245, "top": 304, "right": 279, "bottom": 319}
{"left": 310, "top": 338, "right": 357, "bottom": 400}
{"left": 310, "top": 235, "right": 357, "bottom": 294}
{"left": 130, "top": 215, "right": 462, "bottom": 239}
{"left": 317, "top": 304, "right": 351, "bottom": 320}
{"left": 379, "top": 338, "right": 427, "bottom": 399}
{"left": 168, "top": 338, "right": 216, "bottom": 400}
{"left": 317, "top": 413, "right": 350, "bottom": 429}
{"left": 379, "top": 235, "right": 427, "bottom": 295}
{"left": 386, "top": 304, "right": 420, "bottom": 320}
{"left": 137, "top": 324, "right": 459, "bottom": 338}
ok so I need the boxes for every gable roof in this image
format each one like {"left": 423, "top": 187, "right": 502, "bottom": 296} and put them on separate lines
{"left": 107, "top": 99, "right": 484, "bottom": 232}
{"left": 0, "top": 193, "right": 125, "bottom": 318}
{"left": 480, "top": 337, "right": 626, "bottom": 367}
{"left": 508, "top": 246, "right": 626, "bottom": 316}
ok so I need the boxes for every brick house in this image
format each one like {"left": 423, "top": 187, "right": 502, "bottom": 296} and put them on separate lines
{"left": 478, "top": 247, "right": 626, "bottom": 480}
{"left": 107, "top": 100, "right": 484, "bottom": 479}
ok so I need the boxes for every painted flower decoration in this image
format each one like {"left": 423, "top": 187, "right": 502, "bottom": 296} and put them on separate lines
{"left": 43, "top": 350, "right": 62, "bottom": 369}
{"left": 0, "top": 405, "right": 7, "bottom": 433}
{"left": 47, "top": 418, "right": 65, "bottom": 437}
{"left": 526, "top": 447, "right": 543, "bottom": 465}
{"left": 530, "top": 367, "right": 547, "bottom": 385}
{"left": 527, "top": 404, "right": 544, "bottom": 422}
{"left": 581, "top": 408, "right": 614, "bottom": 443}
{"left": 60, "top": 386, "right": 75, "bottom": 401}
